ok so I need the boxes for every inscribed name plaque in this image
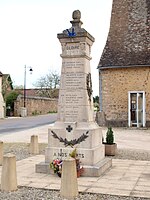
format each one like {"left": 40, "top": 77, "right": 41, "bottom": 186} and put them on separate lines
{"left": 36, "top": 10, "right": 112, "bottom": 177}
{"left": 53, "top": 149, "right": 85, "bottom": 159}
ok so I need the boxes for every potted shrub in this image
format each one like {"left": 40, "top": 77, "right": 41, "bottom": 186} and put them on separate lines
{"left": 104, "top": 127, "right": 117, "bottom": 156}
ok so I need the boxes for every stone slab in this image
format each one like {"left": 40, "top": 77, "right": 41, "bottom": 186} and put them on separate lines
{"left": 36, "top": 157, "right": 112, "bottom": 177}
{"left": 0, "top": 155, "right": 149, "bottom": 198}
{"left": 45, "top": 145, "right": 105, "bottom": 166}
{"left": 81, "top": 157, "right": 112, "bottom": 177}
{"left": 36, "top": 162, "right": 50, "bottom": 174}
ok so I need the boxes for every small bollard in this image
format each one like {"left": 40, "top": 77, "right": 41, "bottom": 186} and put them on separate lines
{"left": 29, "top": 135, "right": 39, "bottom": 154}
{"left": 0, "top": 140, "right": 3, "bottom": 165}
{"left": 60, "top": 157, "right": 78, "bottom": 199}
{"left": 1, "top": 153, "right": 17, "bottom": 191}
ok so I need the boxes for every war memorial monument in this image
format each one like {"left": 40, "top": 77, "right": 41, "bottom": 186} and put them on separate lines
{"left": 36, "top": 10, "right": 112, "bottom": 176}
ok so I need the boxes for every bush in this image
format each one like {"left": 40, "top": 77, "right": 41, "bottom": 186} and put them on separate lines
{"left": 6, "top": 91, "right": 19, "bottom": 112}
{"left": 106, "top": 127, "right": 114, "bottom": 144}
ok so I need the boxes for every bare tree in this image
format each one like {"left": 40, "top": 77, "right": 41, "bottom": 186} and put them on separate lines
{"left": 33, "top": 71, "right": 60, "bottom": 98}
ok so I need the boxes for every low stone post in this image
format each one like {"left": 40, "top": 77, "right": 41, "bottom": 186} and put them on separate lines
{"left": 0, "top": 140, "right": 3, "bottom": 165}
{"left": 60, "top": 157, "right": 78, "bottom": 199}
{"left": 1, "top": 153, "right": 17, "bottom": 191}
{"left": 29, "top": 135, "right": 39, "bottom": 154}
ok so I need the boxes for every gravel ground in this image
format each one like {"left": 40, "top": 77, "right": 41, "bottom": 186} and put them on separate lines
{"left": 3, "top": 143, "right": 46, "bottom": 160}
{"left": 3, "top": 143, "right": 150, "bottom": 161}
{"left": 0, "top": 187, "right": 149, "bottom": 200}
{"left": 0, "top": 143, "right": 150, "bottom": 200}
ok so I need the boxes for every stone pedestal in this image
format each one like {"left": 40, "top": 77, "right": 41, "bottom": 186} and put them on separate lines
{"left": 0, "top": 140, "right": 3, "bottom": 165}
{"left": 29, "top": 135, "right": 39, "bottom": 155}
{"left": 1, "top": 153, "right": 17, "bottom": 191}
{"left": 36, "top": 10, "right": 112, "bottom": 176}
{"left": 60, "top": 158, "right": 78, "bottom": 199}
{"left": 20, "top": 107, "right": 27, "bottom": 117}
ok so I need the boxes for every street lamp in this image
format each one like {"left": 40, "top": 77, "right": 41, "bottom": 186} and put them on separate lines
{"left": 24, "top": 65, "right": 33, "bottom": 108}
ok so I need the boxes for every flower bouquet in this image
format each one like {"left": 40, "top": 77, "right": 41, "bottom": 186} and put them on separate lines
{"left": 50, "top": 159, "right": 63, "bottom": 177}
{"left": 50, "top": 149, "right": 84, "bottom": 178}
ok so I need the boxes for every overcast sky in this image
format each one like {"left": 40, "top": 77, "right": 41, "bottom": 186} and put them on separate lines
{"left": 0, "top": 0, "right": 113, "bottom": 96}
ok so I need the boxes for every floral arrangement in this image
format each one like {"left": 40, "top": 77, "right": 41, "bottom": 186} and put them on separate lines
{"left": 76, "top": 159, "right": 84, "bottom": 177}
{"left": 50, "top": 159, "right": 63, "bottom": 177}
{"left": 50, "top": 149, "right": 84, "bottom": 177}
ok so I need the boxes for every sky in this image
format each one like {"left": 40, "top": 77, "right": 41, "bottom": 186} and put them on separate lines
{"left": 0, "top": 0, "right": 113, "bottom": 96}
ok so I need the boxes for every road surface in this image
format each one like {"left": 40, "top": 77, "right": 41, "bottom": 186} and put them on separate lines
{"left": 0, "top": 114, "right": 57, "bottom": 134}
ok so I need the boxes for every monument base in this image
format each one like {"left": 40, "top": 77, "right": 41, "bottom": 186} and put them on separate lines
{"left": 35, "top": 157, "right": 112, "bottom": 177}
{"left": 36, "top": 121, "right": 112, "bottom": 177}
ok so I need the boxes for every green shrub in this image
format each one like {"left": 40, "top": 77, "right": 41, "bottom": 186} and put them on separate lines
{"left": 6, "top": 91, "right": 19, "bottom": 112}
{"left": 47, "top": 111, "right": 57, "bottom": 114}
{"left": 32, "top": 110, "right": 38, "bottom": 115}
{"left": 106, "top": 127, "right": 114, "bottom": 144}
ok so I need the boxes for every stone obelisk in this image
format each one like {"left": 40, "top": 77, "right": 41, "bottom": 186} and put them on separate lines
{"left": 36, "top": 10, "right": 111, "bottom": 176}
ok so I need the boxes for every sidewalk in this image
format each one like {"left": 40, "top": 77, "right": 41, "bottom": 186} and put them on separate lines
{"left": 0, "top": 125, "right": 150, "bottom": 151}
{"left": 0, "top": 155, "right": 150, "bottom": 198}
{"left": 0, "top": 124, "right": 50, "bottom": 143}
{"left": 0, "top": 125, "right": 150, "bottom": 198}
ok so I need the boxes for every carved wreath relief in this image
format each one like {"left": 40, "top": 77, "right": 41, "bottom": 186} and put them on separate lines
{"left": 86, "top": 73, "right": 93, "bottom": 101}
{"left": 51, "top": 130, "right": 89, "bottom": 147}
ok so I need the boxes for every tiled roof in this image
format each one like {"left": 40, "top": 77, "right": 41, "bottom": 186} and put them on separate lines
{"left": 2, "top": 74, "right": 13, "bottom": 89}
{"left": 98, "top": 0, "right": 150, "bottom": 68}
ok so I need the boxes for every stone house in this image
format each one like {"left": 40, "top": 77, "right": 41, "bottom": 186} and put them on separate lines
{"left": 97, "top": 0, "right": 150, "bottom": 127}
{"left": 2, "top": 74, "right": 13, "bottom": 99}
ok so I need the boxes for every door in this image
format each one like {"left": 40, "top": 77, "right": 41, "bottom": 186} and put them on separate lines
{"left": 128, "top": 92, "right": 145, "bottom": 127}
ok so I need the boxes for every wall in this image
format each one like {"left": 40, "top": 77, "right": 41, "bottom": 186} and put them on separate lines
{"left": 14, "top": 95, "right": 58, "bottom": 116}
{"left": 99, "top": 66, "right": 150, "bottom": 126}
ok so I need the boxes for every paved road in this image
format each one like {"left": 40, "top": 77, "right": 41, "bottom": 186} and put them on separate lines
{"left": 0, "top": 114, "right": 57, "bottom": 134}
{"left": 1, "top": 115, "right": 150, "bottom": 151}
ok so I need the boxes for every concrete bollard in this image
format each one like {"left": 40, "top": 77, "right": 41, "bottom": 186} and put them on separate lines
{"left": 29, "top": 135, "right": 39, "bottom": 154}
{"left": 60, "top": 157, "right": 78, "bottom": 199}
{"left": 0, "top": 140, "right": 3, "bottom": 165}
{"left": 1, "top": 153, "right": 17, "bottom": 191}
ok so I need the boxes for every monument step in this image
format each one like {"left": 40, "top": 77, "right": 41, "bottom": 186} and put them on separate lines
{"left": 82, "top": 157, "right": 112, "bottom": 177}
{"left": 35, "top": 157, "right": 112, "bottom": 177}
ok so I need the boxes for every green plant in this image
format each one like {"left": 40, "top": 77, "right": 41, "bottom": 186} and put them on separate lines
{"left": 32, "top": 110, "right": 39, "bottom": 115}
{"left": 106, "top": 127, "right": 114, "bottom": 144}
{"left": 5, "top": 90, "right": 19, "bottom": 112}
{"left": 69, "top": 148, "right": 77, "bottom": 158}
{"left": 47, "top": 111, "right": 57, "bottom": 114}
